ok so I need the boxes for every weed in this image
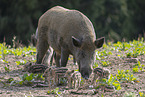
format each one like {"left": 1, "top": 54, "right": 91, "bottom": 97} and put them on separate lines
{"left": 101, "top": 61, "right": 111, "bottom": 67}
{"left": 93, "top": 62, "right": 99, "bottom": 68}
{"left": 0, "top": 42, "right": 10, "bottom": 59}
{"left": 7, "top": 78, "right": 14, "bottom": 83}
{"left": 132, "top": 61, "right": 145, "bottom": 72}
{"left": 139, "top": 92, "right": 145, "bottom": 97}
{"left": 124, "top": 92, "right": 136, "bottom": 97}
{"left": 126, "top": 51, "right": 138, "bottom": 58}
{"left": 107, "top": 74, "right": 121, "bottom": 90}
{"left": 16, "top": 59, "right": 27, "bottom": 65}
{"left": 47, "top": 87, "right": 61, "bottom": 96}
{"left": 116, "top": 69, "right": 138, "bottom": 83}
{"left": 4, "top": 65, "right": 10, "bottom": 72}
{"left": 94, "top": 74, "right": 121, "bottom": 91}
{"left": 96, "top": 50, "right": 112, "bottom": 60}
{"left": 132, "top": 68, "right": 139, "bottom": 73}
{"left": 10, "top": 73, "right": 44, "bottom": 86}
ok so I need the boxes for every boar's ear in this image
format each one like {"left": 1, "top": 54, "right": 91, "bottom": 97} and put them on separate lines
{"left": 94, "top": 37, "right": 105, "bottom": 48}
{"left": 72, "top": 36, "right": 82, "bottom": 47}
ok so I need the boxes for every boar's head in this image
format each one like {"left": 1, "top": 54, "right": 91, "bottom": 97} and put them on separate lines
{"left": 72, "top": 36, "right": 104, "bottom": 79}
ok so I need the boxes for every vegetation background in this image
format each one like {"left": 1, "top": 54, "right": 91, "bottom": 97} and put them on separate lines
{"left": 0, "top": 0, "right": 145, "bottom": 45}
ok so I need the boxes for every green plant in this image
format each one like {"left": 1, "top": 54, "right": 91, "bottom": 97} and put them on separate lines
{"left": 116, "top": 70, "right": 138, "bottom": 83}
{"left": 96, "top": 51, "right": 101, "bottom": 60}
{"left": 0, "top": 42, "right": 11, "bottom": 59}
{"left": 101, "top": 50, "right": 112, "bottom": 56}
{"left": 16, "top": 59, "right": 27, "bottom": 65}
{"left": 4, "top": 65, "right": 10, "bottom": 72}
{"left": 126, "top": 51, "right": 138, "bottom": 58}
{"left": 7, "top": 78, "right": 14, "bottom": 83}
{"left": 132, "top": 67, "right": 139, "bottom": 73}
{"left": 95, "top": 74, "right": 121, "bottom": 91}
{"left": 107, "top": 74, "right": 121, "bottom": 90}
{"left": 10, "top": 73, "right": 44, "bottom": 86}
{"left": 133, "top": 61, "right": 145, "bottom": 73}
{"left": 47, "top": 87, "right": 61, "bottom": 96}
{"left": 139, "top": 92, "right": 145, "bottom": 97}
{"left": 96, "top": 50, "right": 112, "bottom": 60}
{"left": 93, "top": 62, "right": 99, "bottom": 68}
{"left": 112, "top": 41, "right": 130, "bottom": 51}
{"left": 101, "top": 61, "right": 111, "bottom": 67}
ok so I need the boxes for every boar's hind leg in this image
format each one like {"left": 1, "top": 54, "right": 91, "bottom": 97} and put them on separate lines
{"left": 36, "top": 40, "right": 49, "bottom": 64}
{"left": 61, "top": 48, "right": 69, "bottom": 67}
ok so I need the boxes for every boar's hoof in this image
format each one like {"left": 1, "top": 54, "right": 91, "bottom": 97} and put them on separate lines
{"left": 80, "top": 69, "right": 92, "bottom": 79}
{"left": 81, "top": 72, "right": 90, "bottom": 79}
{"left": 82, "top": 75, "right": 89, "bottom": 80}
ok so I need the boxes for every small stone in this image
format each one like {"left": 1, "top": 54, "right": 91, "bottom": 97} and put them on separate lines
{"left": 89, "top": 85, "right": 94, "bottom": 89}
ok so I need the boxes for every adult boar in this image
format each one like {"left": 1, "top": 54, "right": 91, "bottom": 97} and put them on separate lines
{"left": 36, "top": 6, "right": 104, "bottom": 79}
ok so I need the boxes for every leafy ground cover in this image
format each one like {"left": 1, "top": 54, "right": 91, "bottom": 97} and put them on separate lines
{"left": 0, "top": 39, "right": 145, "bottom": 97}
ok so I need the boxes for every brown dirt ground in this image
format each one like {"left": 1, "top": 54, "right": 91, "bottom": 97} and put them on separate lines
{"left": 0, "top": 48, "right": 145, "bottom": 97}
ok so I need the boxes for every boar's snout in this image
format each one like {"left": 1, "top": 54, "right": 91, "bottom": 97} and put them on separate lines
{"left": 80, "top": 67, "right": 92, "bottom": 79}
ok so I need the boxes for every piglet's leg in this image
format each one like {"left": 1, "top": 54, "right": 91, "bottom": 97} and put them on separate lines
{"left": 55, "top": 52, "right": 61, "bottom": 67}
{"left": 91, "top": 74, "right": 98, "bottom": 85}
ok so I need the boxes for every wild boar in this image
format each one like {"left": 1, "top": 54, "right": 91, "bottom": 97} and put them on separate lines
{"left": 43, "top": 67, "right": 57, "bottom": 88}
{"left": 43, "top": 67, "right": 68, "bottom": 88}
{"left": 64, "top": 70, "right": 81, "bottom": 88}
{"left": 91, "top": 68, "right": 110, "bottom": 85}
{"left": 36, "top": 6, "right": 104, "bottom": 79}
{"left": 23, "top": 62, "right": 48, "bottom": 73}
{"left": 23, "top": 62, "right": 33, "bottom": 72}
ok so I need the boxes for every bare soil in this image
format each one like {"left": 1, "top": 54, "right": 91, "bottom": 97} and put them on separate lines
{"left": 0, "top": 48, "right": 145, "bottom": 97}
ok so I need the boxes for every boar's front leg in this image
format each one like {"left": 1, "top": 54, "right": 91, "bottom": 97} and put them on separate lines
{"left": 61, "top": 48, "right": 69, "bottom": 67}
{"left": 36, "top": 40, "right": 49, "bottom": 64}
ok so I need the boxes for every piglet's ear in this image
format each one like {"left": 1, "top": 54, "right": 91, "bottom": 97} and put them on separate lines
{"left": 72, "top": 36, "right": 82, "bottom": 48}
{"left": 94, "top": 37, "right": 105, "bottom": 48}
